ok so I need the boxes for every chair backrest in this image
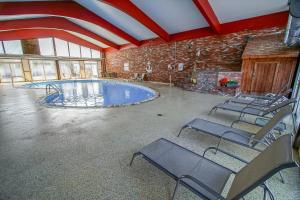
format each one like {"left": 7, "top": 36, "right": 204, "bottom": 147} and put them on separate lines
{"left": 277, "top": 83, "right": 289, "bottom": 96}
{"left": 251, "top": 105, "right": 293, "bottom": 145}
{"left": 264, "top": 98, "right": 296, "bottom": 114}
{"left": 227, "top": 135, "right": 299, "bottom": 200}
{"left": 267, "top": 89, "right": 292, "bottom": 105}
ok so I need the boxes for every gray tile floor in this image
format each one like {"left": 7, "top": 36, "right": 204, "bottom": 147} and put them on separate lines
{"left": 0, "top": 82, "right": 299, "bottom": 200}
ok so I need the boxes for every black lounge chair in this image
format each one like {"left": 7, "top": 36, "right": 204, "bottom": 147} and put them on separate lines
{"left": 130, "top": 135, "right": 299, "bottom": 200}
{"left": 226, "top": 89, "right": 292, "bottom": 106}
{"left": 209, "top": 98, "right": 296, "bottom": 120}
{"left": 178, "top": 105, "right": 294, "bottom": 149}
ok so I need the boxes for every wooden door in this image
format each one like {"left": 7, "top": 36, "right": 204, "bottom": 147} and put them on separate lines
{"left": 250, "top": 61, "right": 278, "bottom": 93}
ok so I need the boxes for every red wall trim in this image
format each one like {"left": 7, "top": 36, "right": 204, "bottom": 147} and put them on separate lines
{"left": 102, "top": 0, "right": 170, "bottom": 42}
{"left": 220, "top": 11, "right": 289, "bottom": 34}
{"left": 0, "top": 1, "right": 140, "bottom": 46}
{"left": 0, "top": 17, "right": 120, "bottom": 49}
{"left": 192, "top": 0, "right": 221, "bottom": 33}
{"left": 0, "top": 29, "right": 103, "bottom": 51}
{"left": 105, "top": 11, "right": 288, "bottom": 53}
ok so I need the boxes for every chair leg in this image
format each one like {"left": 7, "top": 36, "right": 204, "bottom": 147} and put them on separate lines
{"left": 265, "top": 184, "right": 275, "bottom": 200}
{"left": 171, "top": 179, "right": 181, "bottom": 200}
{"left": 214, "top": 138, "right": 222, "bottom": 154}
{"left": 208, "top": 107, "right": 217, "bottom": 115}
{"left": 278, "top": 171, "right": 285, "bottom": 184}
{"left": 177, "top": 126, "right": 187, "bottom": 137}
{"left": 291, "top": 113, "right": 297, "bottom": 136}
{"left": 129, "top": 152, "right": 141, "bottom": 166}
{"left": 238, "top": 112, "right": 243, "bottom": 120}
{"left": 262, "top": 183, "right": 275, "bottom": 200}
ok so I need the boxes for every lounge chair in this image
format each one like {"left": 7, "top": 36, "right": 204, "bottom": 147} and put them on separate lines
{"left": 234, "top": 83, "right": 289, "bottom": 101}
{"left": 130, "top": 73, "right": 138, "bottom": 81}
{"left": 226, "top": 89, "right": 292, "bottom": 106}
{"left": 209, "top": 98, "right": 296, "bottom": 120}
{"left": 178, "top": 105, "right": 294, "bottom": 150}
{"left": 130, "top": 135, "right": 299, "bottom": 200}
{"left": 137, "top": 73, "right": 145, "bottom": 81}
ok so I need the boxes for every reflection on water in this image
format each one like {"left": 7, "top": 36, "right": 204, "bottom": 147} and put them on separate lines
{"left": 26, "top": 80, "right": 157, "bottom": 107}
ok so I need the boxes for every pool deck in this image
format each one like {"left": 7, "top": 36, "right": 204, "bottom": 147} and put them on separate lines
{"left": 0, "top": 82, "right": 299, "bottom": 200}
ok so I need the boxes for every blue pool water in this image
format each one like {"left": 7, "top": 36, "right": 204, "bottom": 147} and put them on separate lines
{"left": 23, "top": 80, "right": 158, "bottom": 108}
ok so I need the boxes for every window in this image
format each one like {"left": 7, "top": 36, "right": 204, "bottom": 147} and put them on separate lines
{"left": 39, "top": 38, "right": 55, "bottom": 56}
{"left": 0, "top": 42, "right": 4, "bottom": 54}
{"left": 81, "top": 46, "right": 91, "bottom": 58}
{"left": 69, "top": 42, "right": 81, "bottom": 58}
{"left": 29, "top": 60, "right": 57, "bottom": 80}
{"left": 3, "top": 40, "right": 23, "bottom": 55}
{"left": 54, "top": 38, "right": 69, "bottom": 57}
{"left": 84, "top": 61, "right": 98, "bottom": 78}
{"left": 0, "top": 60, "right": 24, "bottom": 82}
{"left": 59, "top": 61, "right": 80, "bottom": 79}
{"left": 43, "top": 60, "right": 57, "bottom": 80}
{"left": 91, "top": 49, "right": 101, "bottom": 59}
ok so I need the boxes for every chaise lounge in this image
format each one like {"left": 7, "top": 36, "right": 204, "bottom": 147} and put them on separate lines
{"left": 130, "top": 134, "right": 299, "bottom": 200}
{"left": 178, "top": 105, "right": 294, "bottom": 149}
{"left": 226, "top": 88, "right": 291, "bottom": 106}
{"left": 209, "top": 98, "right": 296, "bottom": 119}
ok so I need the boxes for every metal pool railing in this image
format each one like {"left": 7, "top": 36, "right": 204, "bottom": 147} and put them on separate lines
{"left": 45, "top": 83, "right": 62, "bottom": 95}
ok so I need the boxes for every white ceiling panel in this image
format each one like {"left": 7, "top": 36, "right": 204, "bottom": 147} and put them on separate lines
{"left": 208, "top": 0, "right": 289, "bottom": 23}
{"left": 0, "top": 14, "right": 126, "bottom": 46}
{"left": 131, "top": 0, "right": 208, "bottom": 34}
{"left": 66, "top": 31, "right": 109, "bottom": 48}
{"left": 67, "top": 18, "right": 128, "bottom": 45}
{"left": 75, "top": 0, "right": 157, "bottom": 40}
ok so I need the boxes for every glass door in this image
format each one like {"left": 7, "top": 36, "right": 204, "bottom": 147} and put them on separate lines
{"left": 0, "top": 63, "right": 12, "bottom": 82}
{"left": 43, "top": 61, "right": 57, "bottom": 80}
{"left": 84, "top": 61, "right": 98, "bottom": 79}
{"left": 11, "top": 62, "right": 24, "bottom": 82}
{"left": 30, "top": 60, "right": 57, "bottom": 81}
{"left": 59, "top": 61, "right": 80, "bottom": 79}
{"left": 0, "top": 60, "right": 24, "bottom": 83}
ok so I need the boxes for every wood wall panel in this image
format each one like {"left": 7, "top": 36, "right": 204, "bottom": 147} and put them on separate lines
{"left": 250, "top": 61, "right": 277, "bottom": 93}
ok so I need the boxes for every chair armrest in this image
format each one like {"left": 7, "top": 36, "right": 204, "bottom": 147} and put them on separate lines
{"left": 220, "top": 130, "right": 266, "bottom": 151}
{"left": 203, "top": 146, "right": 249, "bottom": 165}
{"left": 240, "top": 105, "right": 267, "bottom": 113}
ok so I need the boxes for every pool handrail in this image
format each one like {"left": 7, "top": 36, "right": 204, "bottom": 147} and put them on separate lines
{"left": 46, "top": 83, "right": 62, "bottom": 95}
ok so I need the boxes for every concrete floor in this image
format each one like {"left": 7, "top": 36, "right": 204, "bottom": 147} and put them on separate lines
{"left": 0, "top": 82, "right": 299, "bottom": 200}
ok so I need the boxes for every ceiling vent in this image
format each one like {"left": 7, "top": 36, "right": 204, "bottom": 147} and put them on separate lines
{"left": 284, "top": 0, "right": 300, "bottom": 46}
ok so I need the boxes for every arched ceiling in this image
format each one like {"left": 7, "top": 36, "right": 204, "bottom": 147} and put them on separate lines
{"left": 0, "top": 0, "right": 289, "bottom": 51}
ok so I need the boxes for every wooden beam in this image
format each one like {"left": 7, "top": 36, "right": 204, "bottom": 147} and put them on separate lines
{"left": 101, "top": 0, "right": 170, "bottom": 42}
{"left": 0, "top": 17, "right": 120, "bottom": 49}
{"left": 0, "top": 29, "right": 103, "bottom": 51}
{"left": 192, "top": 0, "right": 221, "bottom": 33}
{"left": 0, "top": 1, "right": 140, "bottom": 46}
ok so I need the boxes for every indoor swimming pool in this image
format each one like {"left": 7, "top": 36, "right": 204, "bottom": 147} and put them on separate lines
{"left": 23, "top": 80, "right": 158, "bottom": 108}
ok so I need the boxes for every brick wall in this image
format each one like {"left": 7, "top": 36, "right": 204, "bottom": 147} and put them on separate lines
{"left": 105, "top": 27, "right": 285, "bottom": 87}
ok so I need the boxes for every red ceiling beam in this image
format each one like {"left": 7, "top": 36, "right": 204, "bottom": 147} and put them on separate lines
{"left": 0, "top": 17, "right": 120, "bottom": 49}
{"left": 105, "top": 11, "right": 289, "bottom": 52}
{"left": 101, "top": 0, "right": 170, "bottom": 42}
{"left": 0, "top": 1, "right": 140, "bottom": 46}
{"left": 192, "top": 0, "right": 221, "bottom": 34}
{"left": 0, "top": 29, "right": 103, "bottom": 51}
